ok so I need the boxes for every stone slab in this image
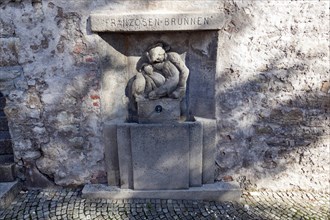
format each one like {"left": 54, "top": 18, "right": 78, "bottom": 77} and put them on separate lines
{"left": 0, "top": 140, "right": 13, "bottom": 155}
{"left": 0, "top": 155, "right": 15, "bottom": 182}
{"left": 0, "top": 163, "right": 15, "bottom": 182}
{"left": 130, "top": 124, "right": 189, "bottom": 190}
{"left": 82, "top": 182, "right": 241, "bottom": 202}
{"left": 0, "top": 131, "right": 10, "bottom": 140}
{"left": 106, "top": 121, "right": 204, "bottom": 189}
{"left": 90, "top": 12, "right": 227, "bottom": 32}
{"left": 0, "top": 181, "right": 21, "bottom": 210}
{"left": 188, "top": 60, "right": 216, "bottom": 118}
{"left": 0, "top": 116, "right": 9, "bottom": 131}
{"left": 137, "top": 99, "right": 180, "bottom": 124}
{"left": 188, "top": 121, "right": 203, "bottom": 186}
{"left": 196, "top": 117, "right": 216, "bottom": 184}
{"left": 0, "top": 154, "right": 14, "bottom": 163}
{"left": 117, "top": 124, "right": 133, "bottom": 189}
{"left": 103, "top": 122, "right": 120, "bottom": 186}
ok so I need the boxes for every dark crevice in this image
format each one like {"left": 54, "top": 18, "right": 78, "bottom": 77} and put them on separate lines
{"left": 0, "top": 92, "right": 15, "bottom": 182}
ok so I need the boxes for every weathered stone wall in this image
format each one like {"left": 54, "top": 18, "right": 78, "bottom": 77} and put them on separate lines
{"left": 0, "top": 0, "right": 106, "bottom": 186}
{"left": 0, "top": 0, "right": 329, "bottom": 191}
{"left": 215, "top": 0, "right": 329, "bottom": 192}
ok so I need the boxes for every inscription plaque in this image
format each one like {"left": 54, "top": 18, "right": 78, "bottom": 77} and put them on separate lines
{"left": 90, "top": 12, "right": 227, "bottom": 32}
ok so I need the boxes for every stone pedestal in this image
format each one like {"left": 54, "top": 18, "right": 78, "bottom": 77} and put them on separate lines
{"left": 105, "top": 119, "right": 207, "bottom": 190}
{"left": 137, "top": 98, "right": 181, "bottom": 124}
{"left": 82, "top": 182, "right": 241, "bottom": 202}
{"left": 88, "top": 117, "right": 243, "bottom": 202}
{"left": 87, "top": 10, "right": 241, "bottom": 202}
{"left": 130, "top": 124, "right": 190, "bottom": 190}
{"left": 0, "top": 181, "right": 21, "bottom": 210}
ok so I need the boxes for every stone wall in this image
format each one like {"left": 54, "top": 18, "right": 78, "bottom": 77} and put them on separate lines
{"left": 0, "top": 0, "right": 329, "bottom": 191}
{"left": 0, "top": 0, "right": 106, "bottom": 187}
{"left": 215, "top": 0, "right": 329, "bottom": 192}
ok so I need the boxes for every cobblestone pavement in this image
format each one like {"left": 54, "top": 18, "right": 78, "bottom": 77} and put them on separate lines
{"left": 0, "top": 188, "right": 329, "bottom": 220}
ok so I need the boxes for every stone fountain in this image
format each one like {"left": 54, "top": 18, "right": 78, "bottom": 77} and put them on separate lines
{"left": 82, "top": 11, "right": 241, "bottom": 202}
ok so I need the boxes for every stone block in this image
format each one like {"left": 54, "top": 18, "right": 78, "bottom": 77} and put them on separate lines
{"left": 0, "top": 96, "right": 5, "bottom": 109}
{"left": 188, "top": 121, "right": 203, "bottom": 186}
{"left": 0, "top": 140, "right": 13, "bottom": 155}
{"left": 24, "top": 160, "right": 54, "bottom": 188}
{"left": 130, "top": 123, "right": 189, "bottom": 190}
{"left": 0, "top": 163, "right": 15, "bottom": 182}
{"left": 0, "top": 116, "right": 9, "bottom": 131}
{"left": 0, "top": 131, "right": 11, "bottom": 140}
{"left": 105, "top": 121, "right": 205, "bottom": 189}
{"left": 0, "top": 155, "right": 15, "bottom": 182}
{"left": 90, "top": 12, "right": 228, "bottom": 32}
{"left": 188, "top": 60, "right": 216, "bottom": 118}
{"left": 117, "top": 124, "right": 133, "bottom": 189}
{"left": 196, "top": 117, "right": 216, "bottom": 184}
{"left": 0, "top": 181, "right": 22, "bottom": 210}
{"left": 103, "top": 122, "right": 120, "bottom": 186}
{"left": 0, "top": 154, "right": 13, "bottom": 163}
{"left": 82, "top": 182, "right": 242, "bottom": 202}
{"left": 137, "top": 99, "right": 180, "bottom": 123}
{"left": 190, "top": 97, "right": 215, "bottom": 119}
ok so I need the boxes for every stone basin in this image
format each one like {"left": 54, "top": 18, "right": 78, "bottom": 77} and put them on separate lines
{"left": 103, "top": 117, "right": 216, "bottom": 190}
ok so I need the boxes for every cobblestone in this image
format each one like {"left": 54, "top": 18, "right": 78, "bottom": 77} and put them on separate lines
{"left": 0, "top": 189, "right": 329, "bottom": 220}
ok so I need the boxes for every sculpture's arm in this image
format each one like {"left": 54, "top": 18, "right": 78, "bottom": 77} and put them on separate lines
{"left": 167, "top": 52, "right": 189, "bottom": 98}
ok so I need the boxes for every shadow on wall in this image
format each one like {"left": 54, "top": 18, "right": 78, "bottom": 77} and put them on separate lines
{"left": 215, "top": 58, "right": 329, "bottom": 190}
{"left": 209, "top": 1, "right": 330, "bottom": 191}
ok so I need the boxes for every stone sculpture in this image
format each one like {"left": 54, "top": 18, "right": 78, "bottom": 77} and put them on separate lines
{"left": 126, "top": 43, "right": 189, "bottom": 121}
{"left": 130, "top": 43, "right": 189, "bottom": 101}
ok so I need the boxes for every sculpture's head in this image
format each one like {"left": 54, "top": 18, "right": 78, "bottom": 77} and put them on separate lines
{"left": 146, "top": 43, "right": 169, "bottom": 64}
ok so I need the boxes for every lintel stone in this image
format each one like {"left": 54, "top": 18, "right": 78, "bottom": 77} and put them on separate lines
{"left": 90, "top": 11, "right": 227, "bottom": 32}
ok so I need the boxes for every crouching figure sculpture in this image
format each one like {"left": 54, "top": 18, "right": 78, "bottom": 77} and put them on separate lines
{"left": 127, "top": 42, "right": 189, "bottom": 121}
